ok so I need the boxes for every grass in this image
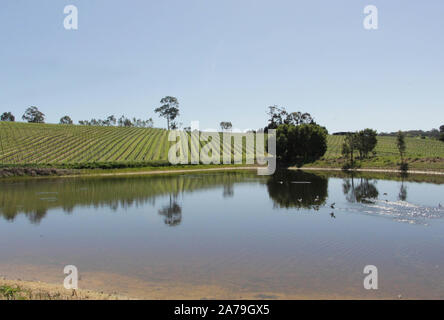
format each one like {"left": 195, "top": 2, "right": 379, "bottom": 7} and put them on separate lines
{"left": 0, "top": 279, "right": 126, "bottom": 300}
{"left": 304, "top": 135, "right": 444, "bottom": 171}
{"left": 0, "top": 285, "right": 28, "bottom": 300}
{"left": 1, "top": 121, "right": 443, "bottom": 172}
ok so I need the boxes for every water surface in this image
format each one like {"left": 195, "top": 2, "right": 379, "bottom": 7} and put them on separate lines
{"left": 1, "top": 170, "right": 443, "bottom": 299}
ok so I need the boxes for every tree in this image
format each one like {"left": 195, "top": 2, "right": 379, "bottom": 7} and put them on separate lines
{"left": 275, "top": 123, "right": 328, "bottom": 167}
{"left": 396, "top": 131, "right": 407, "bottom": 171}
{"left": 170, "top": 121, "right": 181, "bottom": 130}
{"left": 342, "top": 133, "right": 359, "bottom": 167}
{"left": 266, "top": 105, "right": 287, "bottom": 130}
{"left": 440, "top": 125, "right": 444, "bottom": 133}
{"left": 155, "top": 96, "right": 179, "bottom": 130}
{"left": 106, "top": 115, "right": 116, "bottom": 126}
{"left": 117, "top": 115, "right": 133, "bottom": 127}
{"left": 286, "top": 111, "right": 314, "bottom": 126}
{"left": 1, "top": 112, "right": 15, "bottom": 121}
{"left": 220, "top": 121, "right": 233, "bottom": 131}
{"left": 145, "top": 118, "right": 154, "bottom": 128}
{"left": 265, "top": 106, "right": 314, "bottom": 131}
{"left": 22, "top": 106, "right": 45, "bottom": 123}
{"left": 355, "top": 128, "right": 378, "bottom": 158}
{"left": 59, "top": 115, "right": 73, "bottom": 124}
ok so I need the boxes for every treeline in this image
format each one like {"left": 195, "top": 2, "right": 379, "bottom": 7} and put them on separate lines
{"left": 335, "top": 125, "right": 444, "bottom": 143}
{"left": 378, "top": 127, "right": 443, "bottom": 139}
{"left": 78, "top": 115, "right": 154, "bottom": 128}
{"left": 0, "top": 107, "right": 154, "bottom": 128}
{"left": 0, "top": 96, "right": 181, "bottom": 129}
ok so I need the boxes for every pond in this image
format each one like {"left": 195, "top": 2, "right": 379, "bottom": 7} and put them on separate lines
{"left": 0, "top": 170, "right": 443, "bottom": 299}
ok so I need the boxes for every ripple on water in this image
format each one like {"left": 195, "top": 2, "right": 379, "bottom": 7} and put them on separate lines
{"left": 346, "top": 199, "right": 444, "bottom": 225}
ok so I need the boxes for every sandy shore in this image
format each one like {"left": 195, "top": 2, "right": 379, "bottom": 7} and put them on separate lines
{"left": 0, "top": 278, "right": 129, "bottom": 300}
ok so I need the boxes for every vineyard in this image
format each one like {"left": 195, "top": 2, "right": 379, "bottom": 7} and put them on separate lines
{"left": 324, "top": 135, "right": 444, "bottom": 159}
{"left": 0, "top": 122, "right": 443, "bottom": 168}
{"left": 0, "top": 122, "right": 257, "bottom": 167}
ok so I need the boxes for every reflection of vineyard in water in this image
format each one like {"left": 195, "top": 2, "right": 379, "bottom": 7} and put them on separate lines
{"left": 2, "top": 170, "right": 444, "bottom": 226}
{"left": 0, "top": 172, "right": 264, "bottom": 224}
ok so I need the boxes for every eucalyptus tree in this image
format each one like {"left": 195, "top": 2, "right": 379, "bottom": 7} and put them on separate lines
{"left": 155, "top": 96, "right": 180, "bottom": 130}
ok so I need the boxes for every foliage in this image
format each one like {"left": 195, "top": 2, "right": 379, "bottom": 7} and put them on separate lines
{"left": 396, "top": 131, "right": 406, "bottom": 161}
{"left": 155, "top": 96, "right": 180, "bottom": 130}
{"left": 22, "top": 106, "right": 45, "bottom": 123}
{"left": 0, "top": 285, "right": 27, "bottom": 300}
{"left": 275, "top": 123, "right": 328, "bottom": 167}
{"left": 355, "top": 128, "right": 378, "bottom": 158}
{"left": 220, "top": 121, "right": 232, "bottom": 131}
{"left": 340, "top": 129, "right": 378, "bottom": 168}
{"left": 396, "top": 131, "right": 409, "bottom": 171}
{"left": 341, "top": 133, "right": 358, "bottom": 167}
{"left": 265, "top": 106, "right": 314, "bottom": 130}
{"left": 59, "top": 115, "right": 73, "bottom": 125}
{"left": 1, "top": 112, "right": 15, "bottom": 122}
{"left": 379, "top": 128, "right": 441, "bottom": 139}
{"left": 78, "top": 115, "right": 153, "bottom": 128}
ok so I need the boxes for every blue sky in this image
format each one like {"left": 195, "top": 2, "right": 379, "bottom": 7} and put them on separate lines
{"left": 1, "top": 0, "right": 443, "bottom": 132}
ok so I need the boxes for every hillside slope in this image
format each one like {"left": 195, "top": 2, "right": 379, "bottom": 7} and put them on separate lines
{"left": 1, "top": 122, "right": 443, "bottom": 168}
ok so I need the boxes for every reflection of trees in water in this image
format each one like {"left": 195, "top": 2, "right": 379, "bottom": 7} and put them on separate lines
{"left": 398, "top": 184, "right": 407, "bottom": 201}
{"left": 343, "top": 176, "right": 379, "bottom": 203}
{"left": 158, "top": 194, "right": 182, "bottom": 227}
{"left": 398, "top": 173, "right": 408, "bottom": 201}
{"left": 223, "top": 183, "right": 234, "bottom": 198}
{"left": 0, "top": 172, "right": 259, "bottom": 224}
{"left": 266, "top": 170, "right": 328, "bottom": 209}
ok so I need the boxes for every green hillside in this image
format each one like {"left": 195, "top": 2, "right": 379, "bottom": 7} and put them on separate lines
{"left": 0, "top": 122, "right": 443, "bottom": 169}
{"left": 324, "top": 135, "right": 444, "bottom": 159}
{"left": 0, "top": 122, "right": 255, "bottom": 166}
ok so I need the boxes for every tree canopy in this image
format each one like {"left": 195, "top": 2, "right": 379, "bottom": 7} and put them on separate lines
{"left": 0, "top": 112, "right": 15, "bottom": 122}
{"left": 22, "top": 106, "right": 45, "bottom": 123}
{"left": 59, "top": 115, "right": 73, "bottom": 124}
{"left": 265, "top": 106, "right": 314, "bottom": 130}
{"left": 275, "top": 123, "right": 328, "bottom": 167}
{"left": 220, "top": 121, "right": 232, "bottom": 131}
{"left": 155, "top": 96, "right": 180, "bottom": 130}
